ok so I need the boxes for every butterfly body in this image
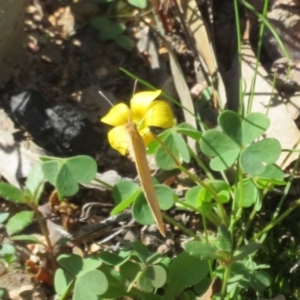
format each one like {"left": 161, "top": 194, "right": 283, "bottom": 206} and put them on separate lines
{"left": 125, "top": 121, "right": 166, "bottom": 237}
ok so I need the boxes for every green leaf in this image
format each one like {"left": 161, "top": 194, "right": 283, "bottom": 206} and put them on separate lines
{"left": 56, "top": 164, "right": 79, "bottom": 196}
{"left": 115, "top": 35, "right": 135, "bottom": 50}
{"left": 98, "top": 251, "right": 129, "bottom": 266}
{"left": 241, "top": 113, "right": 270, "bottom": 146}
{"left": 235, "top": 178, "right": 260, "bottom": 208}
{"left": 25, "top": 163, "right": 45, "bottom": 204}
{"left": 146, "top": 265, "right": 167, "bottom": 288}
{"left": 154, "top": 184, "right": 174, "bottom": 210}
{"left": 250, "top": 271, "right": 271, "bottom": 292}
{"left": 147, "top": 130, "right": 170, "bottom": 154}
{"left": 219, "top": 111, "right": 270, "bottom": 146}
{"left": 155, "top": 131, "right": 190, "bottom": 170}
{"left": 0, "top": 213, "right": 9, "bottom": 224}
{"left": 78, "top": 257, "right": 102, "bottom": 276}
{"left": 112, "top": 181, "right": 139, "bottom": 205}
{"left": 94, "top": 17, "right": 125, "bottom": 40}
{"left": 200, "top": 130, "right": 240, "bottom": 171}
{"left": 132, "top": 184, "right": 173, "bottom": 225}
{"left": 132, "top": 192, "right": 154, "bottom": 225}
{"left": 6, "top": 211, "right": 34, "bottom": 236}
{"left": 0, "top": 183, "right": 24, "bottom": 203}
{"left": 65, "top": 156, "right": 97, "bottom": 184}
{"left": 230, "top": 262, "right": 252, "bottom": 288}
{"left": 57, "top": 254, "right": 83, "bottom": 277}
{"left": 90, "top": 16, "right": 109, "bottom": 31}
{"left": 99, "top": 267, "right": 126, "bottom": 298}
{"left": 185, "top": 185, "right": 202, "bottom": 207}
{"left": 166, "top": 252, "right": 209, "bottom": 298}
{"left": 111, "top": 195, "right": 136, "bottom": 215}
{"left": 41, "top": 160, "right": 59, "bottom": 185}
{"left": 0, "top": 244, "right": 16, "bottom": 256}
{"left": 185, "top": 186, "right": 214, "bottom": 214}
{"left": 240, "top": 138, "right": 281, "bottom": 176}
{"left": 11, "top": 235, "right": 44, "bottom": 245}
{"left": 138, "top": 269, "right": 153, "bottom": 293}
{"left": 54, "top": 268, "right": 74, "bottom": 295}
{"left": 183, "top": 241, "right": 218, "bottom": 259}
{"left": 42, "top": 156, "right": 97, "bottom": 197}
{"left": 73, "top": 270, "right": 108, "bottom": 300}
{"left": 176, "top": 123, "right": 202, "bottom": 140}
{"left": 234, "top": 243, "right": 261, "bottom": 261}
{"left": 193, "top": 278, "right": 212, "bottom": 296}
{"left": 172, "top": 132, "right": 190, "bottom": 163}
{"left": 257, "top": 164, "right": 284, "bottom": 181}
{"left": 218, "top": 111, "right": 242, "bottom": 145}
{"left": 214, "top": 225, "right": 232, "bottom": 252}
{"left": 133, "top": 241, "right": 151, "bottom": 263}
{"left": 127, "top": 0, "right": 147, "bottom": 9}
{"left": 120, "top": 260, "right": 141, "bottom": 282}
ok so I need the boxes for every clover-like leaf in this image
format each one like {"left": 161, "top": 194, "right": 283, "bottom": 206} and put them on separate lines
{"left": 218, "top": 111, "right": 242, "bottom": 145}
{"left": 146, "top": 265, "right": 167, "bottom": 289}
{"left": 155, "top": 131, "right": 190, "bottom": 170}
{"left": 73, "top": 270, "right": 108, "bottom": 300}
{"left": 166, "top": 252, "right": 209, "bottom": 298}
{"left": 241, "top": 113, "right": 270, "bottom": 146}
{"left": 256, "top": 164, "right": 284, "bottom": 181}
{"left": 55, "top": 268, "right": 74, "bottom": 296}
{"left": 57, "top": 254, "right": 83, "bottom": 277}
{"left": 65, "top": 156, "right": 97, "bottom": 184}
{"left": 200, "top": 130, "right": 240, "bottom": 171}
{"left": 41, "top": 159, "right": 59, "bottom": 185}
{"left": 176, "top": 123, "right": 202, "bottom": 140}
{"left": 128, "top": 0, "right": 147, "bottom": 9}
{"left": 132, "top": 185, "right": 174, "bottom": 225}
{"left": 235, "top": 178, "right": 260, "bottom": 208}
{"left": 219, "top": 111, "right": 270, "bottom": 147}
{"left": 240, "top": 138, "right": 281, "bottom": 176}
{"left": 41, "top": 156, "right": 97, "bottom": 197}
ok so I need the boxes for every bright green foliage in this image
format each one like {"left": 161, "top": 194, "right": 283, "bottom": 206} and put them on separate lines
{"left": 0, "top": 244, "right": 17, "bottom": 268}
{"left": 235, "top": 178, "right": 260, "bottom": 208}
{"left": 127, "top": 0, "right": 147, "bottom": 9}
{"left": 200, "top": 111, "right": 283, "bottom": 178}
{"left": 166, "top": 252, "right": 209, "bottom": 299}
{"left": 40, "top": 155, "right": 97, "bottom": 197}
{"left": 0, "top": 183, "right": 24, "bottom": 203}
{"left": 6, "top": 211, "right": 34, "bottom": 236}
{"left": 111, "top": 180, "right": 174, "bottom": 225}
{"left": 90, "top": 16, "right": 135, "bottom": 50}
{"left": 55, "top": 254, "right": 107, "bottom": 300}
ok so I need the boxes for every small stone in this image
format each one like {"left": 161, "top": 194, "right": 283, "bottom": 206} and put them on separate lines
{"left": 26, "top": 5, "right": 37, "bottom": 14}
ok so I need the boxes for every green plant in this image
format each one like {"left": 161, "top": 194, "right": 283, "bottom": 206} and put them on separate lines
{"left": 55, "top": 241, "right": 210, "bottom": 300}
{"left": 90, "top": 16, "right": 135, "bottom": 50}
{"left": 0, "top": 156, "right": 97, "bottom": 265}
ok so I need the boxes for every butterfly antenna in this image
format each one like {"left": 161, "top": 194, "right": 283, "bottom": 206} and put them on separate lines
{"left": 99, "top": 91, "right": 115, "bottom": 108}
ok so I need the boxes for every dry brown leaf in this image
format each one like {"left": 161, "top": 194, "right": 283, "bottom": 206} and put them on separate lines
{"left": 198, "top": 277, "right": 222, "bottom": 300}
{"left": 169, "top": 51, "right": 197, "bottom": 152}
{"left": 177, "top": 0, "right": 227, "bottom": 108}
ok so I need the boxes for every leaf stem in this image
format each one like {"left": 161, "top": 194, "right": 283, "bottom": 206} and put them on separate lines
{"left": 251, "top": 198, "right": 300, "bottom": 241}
{"left": 153, "top": 134, "right": 229, "bottom": 225}
{"left": 162, "top": 212, "right": 196, "bottom": 238}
